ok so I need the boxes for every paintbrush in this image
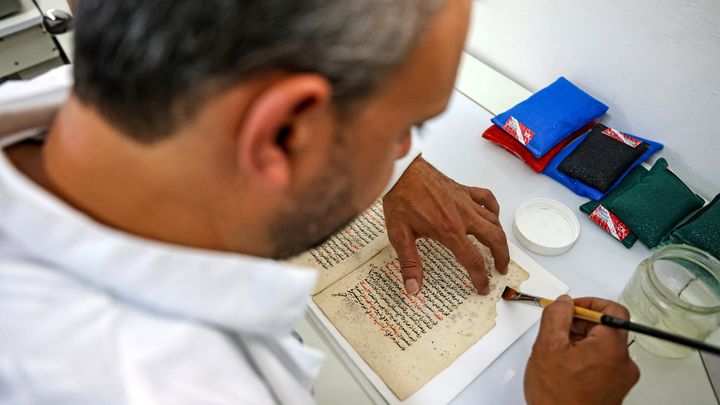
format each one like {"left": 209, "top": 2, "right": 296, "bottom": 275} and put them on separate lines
{"left": 502, "top": 286, "right": 720, "bottom": 356}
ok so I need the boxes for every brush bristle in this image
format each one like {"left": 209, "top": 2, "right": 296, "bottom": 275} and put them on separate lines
{"left": 501, "top": 286, "right": 518, "bottom": 301}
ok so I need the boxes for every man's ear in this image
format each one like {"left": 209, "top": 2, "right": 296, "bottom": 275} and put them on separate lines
{"left": 236, "top": 74, "right": 333, "bottom": 191}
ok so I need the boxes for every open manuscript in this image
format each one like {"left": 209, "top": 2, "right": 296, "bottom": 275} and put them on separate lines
{"left": 288, "top": 200, "right": 531, "bottom": 401}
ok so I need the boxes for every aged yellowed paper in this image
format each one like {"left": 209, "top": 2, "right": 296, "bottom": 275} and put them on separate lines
{"left": 313, "top": 238, "right": 529, "bottom": 400}
{"left": 287, "top": 200, "right": 389, "bottom": 294}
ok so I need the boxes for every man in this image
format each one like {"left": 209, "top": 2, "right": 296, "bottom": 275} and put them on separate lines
{"left": 0, "top": 0, "right": 639, "bottom": 404}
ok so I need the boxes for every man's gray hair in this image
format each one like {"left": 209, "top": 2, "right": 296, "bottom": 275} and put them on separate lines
{"left": 72, "top": 0, "right": 445, "bottom": 142}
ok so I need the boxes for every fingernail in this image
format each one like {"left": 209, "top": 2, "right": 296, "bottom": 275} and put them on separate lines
{"left": 405, "top": 279, "right": 419, "bottom": 295}
{"left": 479, "top": 286, "right": 491, "bottom": 295}
{"left": 557, "top": 294, "right": 571, "bottom": 303}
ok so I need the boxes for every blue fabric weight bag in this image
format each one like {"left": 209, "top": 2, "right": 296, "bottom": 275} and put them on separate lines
{"left": 492, "top": 77, "right": 609, "bottom": 158}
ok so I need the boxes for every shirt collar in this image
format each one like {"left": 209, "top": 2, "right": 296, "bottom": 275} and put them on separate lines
{"left": 0, "top": 69, "right": 318, "bottom": 337}
{"left": 0, "top": 64, "right": 72, "bottom": 137}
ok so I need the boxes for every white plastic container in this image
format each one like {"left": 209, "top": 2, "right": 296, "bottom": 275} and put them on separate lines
{"left": 512, "top": 198, "right": 580, "bottom": 256}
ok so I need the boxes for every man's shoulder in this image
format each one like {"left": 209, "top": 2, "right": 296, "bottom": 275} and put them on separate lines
{"left": 0, "top": 257, "right": 112, "bottom": 318}
{"left": 0, "top": 258, "right": 127, "bottom": 402}
{"left": 0, "top": 258, "right": 127, "bottom": 368}
{"left": 0, "top": 256, "right": 103, "bottom": 311}
{"left": 0, "top": 259, "right": 276, "bottom": 405}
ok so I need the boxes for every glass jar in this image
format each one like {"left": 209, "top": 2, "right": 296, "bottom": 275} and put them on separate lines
{"left": 619, "top": 244, "right": 720, "bottom": 358}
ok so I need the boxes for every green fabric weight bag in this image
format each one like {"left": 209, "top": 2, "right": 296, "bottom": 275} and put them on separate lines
{"left": 605, "top": 158, "right": 705, "bottom": 248}
{"left": 580, "top": 166, "right": 649, "bottom": 248}
{"left": 667, "top": 194, "right": 720, "bottom": 260}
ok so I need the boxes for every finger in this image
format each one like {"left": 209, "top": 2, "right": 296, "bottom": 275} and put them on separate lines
{"left": 467, "top": 187, "right": 500, "bottom": 217}
{"left": 573, "top": 297, "right": 631, "bottom": 320}
{"left": 537, "top": 295, "right": 574, "bottom": 348}
{"left": 569, "top": 298, "right": 613, "bottom": 337}
{"left": 573, "top": 297, "right": 631, "bottom": 342}
{"left": 570, "top": 318, "right": 596, "bottom": 338}
{"left": 569, "top": 331, "right": 586, "bottom": 343}
{"left": 472, "top": 204, "right": 502, "bottom": 228}
{"left": 574, "top": 311, "right": 633, "bottom": 365}
{"left": 467, "top": 217, "right": 510, "bottom": 274}
{"left": 443, "top": 236, "right": 491, "bottom": 294}
{"left": 387, "top": 226, "right": 424, "bottom": 296}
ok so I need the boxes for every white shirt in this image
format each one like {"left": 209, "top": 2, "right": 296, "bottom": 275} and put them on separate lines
{"left": 0, "top": 66, "right": 421, "bottom": 404}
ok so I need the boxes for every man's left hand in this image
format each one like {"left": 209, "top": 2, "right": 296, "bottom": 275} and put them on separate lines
{"left": 382, "top": 156, "right": 509, "bottom": 295}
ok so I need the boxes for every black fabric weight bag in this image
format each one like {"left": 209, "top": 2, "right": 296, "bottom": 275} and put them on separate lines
{"left": 558, "top": 124, "right": 649, "bottom": 192}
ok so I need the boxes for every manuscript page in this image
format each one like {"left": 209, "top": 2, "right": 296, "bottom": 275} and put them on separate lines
{"left": 287, "top": 200, "right": 389, "bottom": 294}
{"left": 312, "top": 238, "right": 529, "bottom": 400}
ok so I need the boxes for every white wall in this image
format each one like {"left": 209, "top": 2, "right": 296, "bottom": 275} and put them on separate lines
{"left": 466, "top": 0, "right": 720, "bottom": 198}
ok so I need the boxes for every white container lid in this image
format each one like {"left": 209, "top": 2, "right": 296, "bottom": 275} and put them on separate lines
{"left": 512, "top": 198, "right": 580, "bottom": 256}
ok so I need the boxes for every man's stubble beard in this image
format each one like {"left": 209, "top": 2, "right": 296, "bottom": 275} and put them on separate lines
{"left": 268, "top": 129, "right": 365, "bottom": 260}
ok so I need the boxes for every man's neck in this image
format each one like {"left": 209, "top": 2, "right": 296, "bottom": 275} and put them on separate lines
{"left": 6, "top": 97, "right": 273, "bottom": 257}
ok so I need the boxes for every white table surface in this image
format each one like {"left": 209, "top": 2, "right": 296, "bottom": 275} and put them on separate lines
{"left": 301, "top": 53, "right": 718, "bottom": 404}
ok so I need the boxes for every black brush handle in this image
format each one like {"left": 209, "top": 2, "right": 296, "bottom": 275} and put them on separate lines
{"left": 601, "top": 315, "right": 720, "bottom": 356}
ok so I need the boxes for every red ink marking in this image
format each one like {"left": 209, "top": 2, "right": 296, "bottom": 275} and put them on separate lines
{"left": 359, "top": 292, "right": 377, "bottom": 312}
{"left": 386, "top": 322, "right": 401, "bottom": 337}
{"left": 369, "top": 314, "right": 385, "bottom": 332}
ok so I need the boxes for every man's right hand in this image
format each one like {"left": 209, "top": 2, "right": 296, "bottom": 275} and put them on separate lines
{"left": 524, "top": 295, "right": 640, "bottom": 405}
